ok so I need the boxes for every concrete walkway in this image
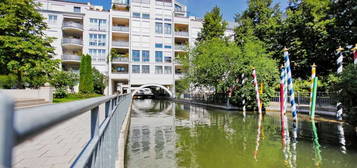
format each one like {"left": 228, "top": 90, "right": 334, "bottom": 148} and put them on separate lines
{"left": 13, "top": 104, "right": 107, "bottom": 168}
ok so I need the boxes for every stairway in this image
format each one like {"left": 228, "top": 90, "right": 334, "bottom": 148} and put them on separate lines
{"left": 15, "top": 98, "right": 51, "bottom": 109}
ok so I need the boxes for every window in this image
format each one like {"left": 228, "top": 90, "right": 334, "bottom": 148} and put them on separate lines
{"left": 155, "top": 22, "right": 163, "bottom": 34}
{"left": 155, "top": 66, "right": 163, "bottom": 74}
{"left": 89, "top": 34, "right": 106, "bottom": 46}
{"left": 89, "top": 18, "right": 107, "bottom": 31}
{"left": 164, "top": 23, "right": 171, "bottom": 34}
{"left": 155, "top": 18, "right": 163, "bottom": 21}
{"left": 164, "top": 18, "right": 171, "bottom": 21}
{"left": 142, "top": 65, "right": 150, "bottom": 74}
{"left": 142, "top": 50, "right": 150, "bottom": 62}
{"left": 115, "top": 66, "right": 126, "bottom": 72}
{"left": 164, "top": 45, "right": 172, "bottom": 49}
{"left": 132, "top": 65, "right": 140, "bottom": 73}
{"left": 164, "top": 57, "right": 171, "bottom": 63}
{"left": 155, "top": 43, "right": 163, "bottom": 48}
{"left": 155, "top": 51, "right": 163, "bottom": 62}
{"left": 164, "top": 66, "right": 172, "bottom": 74}
{"left": 142, "top": 13, "right": 150, "bottom": 19}
{"left": 48, "top": 15, "right": 57, "bottom": 24}
{"left": 132, "top": 50, "right": 140, "bottom": 62}
{"left": 88, "top": 49, "right": 106, "bottom": 62}
{"left": 74, "top": 6, "right": 81, "bottom": 13}
{"left": 133, "top": 12, "right": 141, "bottom": 18}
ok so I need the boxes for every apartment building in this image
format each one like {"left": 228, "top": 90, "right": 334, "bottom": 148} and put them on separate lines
{"left": 36, "top": 0, "right": 235, "bottom": 96}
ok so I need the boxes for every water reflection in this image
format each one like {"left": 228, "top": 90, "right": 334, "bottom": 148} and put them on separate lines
{"left": 126, "top": 99, "right": 357, "bottom": 168}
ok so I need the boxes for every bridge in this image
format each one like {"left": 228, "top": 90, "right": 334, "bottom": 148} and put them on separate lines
{"left": 0, "top": 93, "right": 132, "bottom": 168}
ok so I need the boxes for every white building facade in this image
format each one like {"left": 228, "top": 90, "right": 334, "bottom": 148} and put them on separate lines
{"left": 36, "top": 0, "right": 235, "bottom": 96}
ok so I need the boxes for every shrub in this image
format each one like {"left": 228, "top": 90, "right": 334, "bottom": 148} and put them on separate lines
{"left": 79, "top": 54, "right": 94, "bottom": 93}
{"left": 0, "top": 74, "right": 17, "bottom": 89}
{"left": 92, "top": 68, "right": 106, "bottom": 95}
{"left": 53, "top": 87, "right": 67, "bottom": 98}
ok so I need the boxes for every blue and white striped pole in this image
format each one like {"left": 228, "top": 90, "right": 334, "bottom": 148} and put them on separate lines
{"left": 336, "top": 46, "right": 344, "bottom": 120}
{"left": 283, "top": 48, "right": 298, "bottom": 121}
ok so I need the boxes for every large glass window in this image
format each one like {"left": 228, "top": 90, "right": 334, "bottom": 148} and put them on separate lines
{"left": 155, "top": 43, "right": 163, "bottom": 48}
{"left": 48, "top": 15, "right": 57, "bottom": 24}
{"left": 133, "top": 12, "right": 141, "bottom": 18}
{"left": 89, "top": 18, "right": 107, "bottom": 31}
{"left": 89, "top": 34, "right": 106, "bottom": 46}
{"left": 132, "top": 65, "right": 140, "bottom": 73}
{"left": 142, "top": 50, "right": 150, "bottom": 62}
{"left": 142, "top": 65, "right": 150, "bottom": 74}
{"left": 155, "top": 51, "right": 163, "bottom": 62}
{"left": 155, "top": 66, "right": 163, "bottom": 74}
{"left": 164, "top": 56, "right": 172, "bottom": 63}
{"left": 74, "top": 6, "right": 81, "bottom": 13}
{"left": 155, "top": 22, "right": 163, "bottom": 34}
{"left": 142, "top": 13, "right": 150, "bottom": 19}
{"left": 164, "top": 23, "right": 171, "bottom": 34}
{"left": 164, "top": 45, "right": 172, "bottom": 49}
{"left": 88, "top": 49, "right": 106, "bottom": 62}
{"left": 132, "top": 50, "right": 140, "bottom": 62}
{"left": 164, "top": 66, "right": 172, "bottom": 74}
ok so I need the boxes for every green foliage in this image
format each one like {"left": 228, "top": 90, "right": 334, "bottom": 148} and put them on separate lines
{"left": 185, "top": 38, "right": 278, "bottom": 109}
{"left": 0, "top": 0, "right": 60, "bottom": 88}
{"left": 0, "top": 74, "right": 17, "bottom": 89}
{"left": 53, "top": 93, "right": 101, "bottom": 103}
{"left": 79, "top": 54, "right": 94, "bottom": 93}
{"left": 49, "top": 71, "right": 79, "bottom": 89}
{"left": 197, "top": 6, "right": 227, "bottom": 42}
{"left": 53, "top": 87, "right": 67, "bottom": 98}
{"left": 92, "top": 68, "right": 106, "bottom": 95}
{"left": 175, "top": 79, "right": 189, "bottom": 97}
{"left": 333, "top": 64, "right": 357, "bottom": 126}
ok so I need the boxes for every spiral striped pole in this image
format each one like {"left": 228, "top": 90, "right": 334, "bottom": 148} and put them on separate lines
{"left": 252, "top": 68, "right": 262, "bottom": 114}
{"left": 283, "top": 48, "right": 298, "bottom": 121}
{"left": 280, "top": 66, "right": 286, "bottom": 135}
{"left": 336, "top": 46, "right": 344, "bottom": 120}
{"left": 241, "top": 73, "right": 247, "bottom": 113}
{"left": 352, "top": 44, "right": 357, "bottom": 64}
{"left": 309, "top": 64, "right": 316, "bottom": 115}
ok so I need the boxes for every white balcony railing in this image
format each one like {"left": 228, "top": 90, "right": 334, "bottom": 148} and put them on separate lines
{"left": 63, "top": 22, "right": 83, "bottom": 30}
{"left": 62, "top": 38, "right": 83, "bottom": 45}
{"left": 112, "top": 57, "right": 129, "bottom": 62}
{"left": 175, "top": 31, "right": 189, "bottom": 37}
{"left": 62, "top": 54, "right": 81, "bottom": 61}
{"left": 131, "top": 0, "right": 150, "bottom": 4}
{"left": 175, "top": 44, "right": 186, "bottom": 51}
{"left": 112, "top": 41, "right": 129, "bottom": 47}
{"left": 112, "top": 26, "right": 129, "bottom": 32}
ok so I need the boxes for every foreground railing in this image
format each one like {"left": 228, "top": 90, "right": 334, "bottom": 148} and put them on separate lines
{"left": 0, "top": 93, "right": 132, "bottom": 168}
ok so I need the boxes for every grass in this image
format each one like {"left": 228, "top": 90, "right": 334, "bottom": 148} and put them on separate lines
{"left": 53, "top": 93, "right": 102, "bottom": 103}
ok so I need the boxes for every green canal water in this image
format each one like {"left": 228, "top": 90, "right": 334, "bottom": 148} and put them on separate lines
{"left": 125, "top": 99, "right": 357, "bottom": 168}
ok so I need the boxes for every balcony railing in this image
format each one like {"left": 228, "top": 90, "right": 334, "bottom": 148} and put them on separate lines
{"left": 131, "top": 0, "right": 150, "bottom": 4}
{"left": 112, "top": 41, "right": 129, "bottom": 47}
{"left": 112, "top": 26, "right": 129, "bottom": 32}
{"left": 62, "top": 54, "right": 81, "bottom": 61}
{"left": 62, "top": 38, "right": 83, "bottom": 46}
{"left": 112, "top": 71, "right": 129, "bottom": 74}
{"left": 112, "top": 57, "right": 129, "bottom": 62}
{"left": 63, "top": 22, "right": 83, "bottom": 30}
{"left": 175, "top": 44, "right": 186, "bottom": 51}
{"left": 174, "top": 8, "right": 186, "bottom": 13}
{"left": 175, "top": 31, "right": 189, "bottom": 37}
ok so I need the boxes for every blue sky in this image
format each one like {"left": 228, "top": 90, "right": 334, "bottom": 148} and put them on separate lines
{"left": 70, "top": 0, "right": 288, "bottom": 21}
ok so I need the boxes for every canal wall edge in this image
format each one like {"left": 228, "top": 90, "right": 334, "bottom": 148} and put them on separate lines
{"left": 116, "top": 98, "right": 132, "bottom": 168}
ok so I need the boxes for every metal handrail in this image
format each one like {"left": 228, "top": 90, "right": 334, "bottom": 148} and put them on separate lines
{"left": 63, "top": 22, "right": 83, "bottom": 30}
{"left": 175, "top": 31, "right": 189, "bottom": 36}
{"left": 112, "top": 41, "right": 129, "bottom": 47}
{"left": 0, "top": 93, "right": 132, "bottom": 168}
{"left": 62, "top": 54, "right": 81, "bottom": 61}
{"left": 62, "top": 38, "right": 83, "bottom": 45}
{"left": 112, "top": 26, "right": 129, "bottom": 32}
{"left": 112, "top": 57, "right": 129, "bottom": 62}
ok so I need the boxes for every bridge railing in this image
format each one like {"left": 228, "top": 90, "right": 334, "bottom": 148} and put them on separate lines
{"left": 0, "top": 93, "right": 132, "bottom": 168}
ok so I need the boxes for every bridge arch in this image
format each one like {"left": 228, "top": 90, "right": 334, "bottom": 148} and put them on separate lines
{"left": 131, "top": 83, "right": 173, "bottom": 98}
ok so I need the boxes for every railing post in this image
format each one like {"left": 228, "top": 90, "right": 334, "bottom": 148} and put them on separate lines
{"left": 0, "top": 93, "right": 15, "bottom": 168}
{"left": 105, "top": 100, "right": 111, "bottom": 118}
{"left": 91, "top": 106, "right": 99, "bottom": 138}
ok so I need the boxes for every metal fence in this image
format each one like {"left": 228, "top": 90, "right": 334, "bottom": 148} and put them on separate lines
{"left": 0, "top": 93, "right": 132, "bottom": 168}
{"left": 270, "top": 92, "right": 336, "bottom": 106}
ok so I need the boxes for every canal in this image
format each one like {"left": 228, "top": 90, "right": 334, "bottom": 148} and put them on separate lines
{"left": 125, "top": 99, "right": 357, "bottom": 168}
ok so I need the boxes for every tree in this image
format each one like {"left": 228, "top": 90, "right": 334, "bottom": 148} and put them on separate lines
{"left": 197, "top": 6, "right": 227, "bottom": 42}
{"left": 49, "top": 71, "right": 79, "bottom": 90}
{"left": 92, "top": 68, "right": 106, "bottom": 95}
{"left": 0, "top": 0, "right": 60, "bottom": 88}
{"left": 79, "top": 54, "right": 94, "bottom": 93}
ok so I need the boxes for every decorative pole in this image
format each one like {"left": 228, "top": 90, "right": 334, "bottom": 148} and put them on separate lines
{"left": 280, "top": 66, "right": 286, "bottom": 131}
{"left": 336, "top": 46, "right": 344, "bottom": 120}
{"left": 241, "top": 73, "right": 247, "bottom": 113}
{"left": 352, "top": 44, "right": 357, "bottom": 64}
{"left": 252, "top": 68, "right": 262, "bottom": 114}
{"left": 309, "top": 63, "right": 316, "bottom": 115}
{"left": 310, "top": 77, "right": 318, "bottom": 119}
{"left": 283, "top": 47, "right": 298, "bottom": 121}
{"left": 260, "top": 83, "right": 264, "bottom": 110}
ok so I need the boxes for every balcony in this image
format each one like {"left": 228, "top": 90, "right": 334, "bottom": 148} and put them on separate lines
{"left": 175, "top": 44, "right": 186, "bottom": 51}
{"left": 62, "top": 22, "right": 83, "bottom": 31}
{"left": 62, "top": 38, "right": 83, "bottom": 49}
{"left": 112, "top": 57, "right": 129, "bottom": 63}
{"left": 62, "top": 54, "right": 81, "bottom": 62}
{"left": 175, "top": 31, "right": 189, "bottom": 37}
{"left": 131, "top": 0, "right": 150, "bottom": 4}
{"left": 111, "top": 71, "right": 129, "bottom": 79}
{"left": 112, "top": 41, "right": 129, "bottom": 48}
{"left": 112, "top": 26, "right": 129, "bottom": 32}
